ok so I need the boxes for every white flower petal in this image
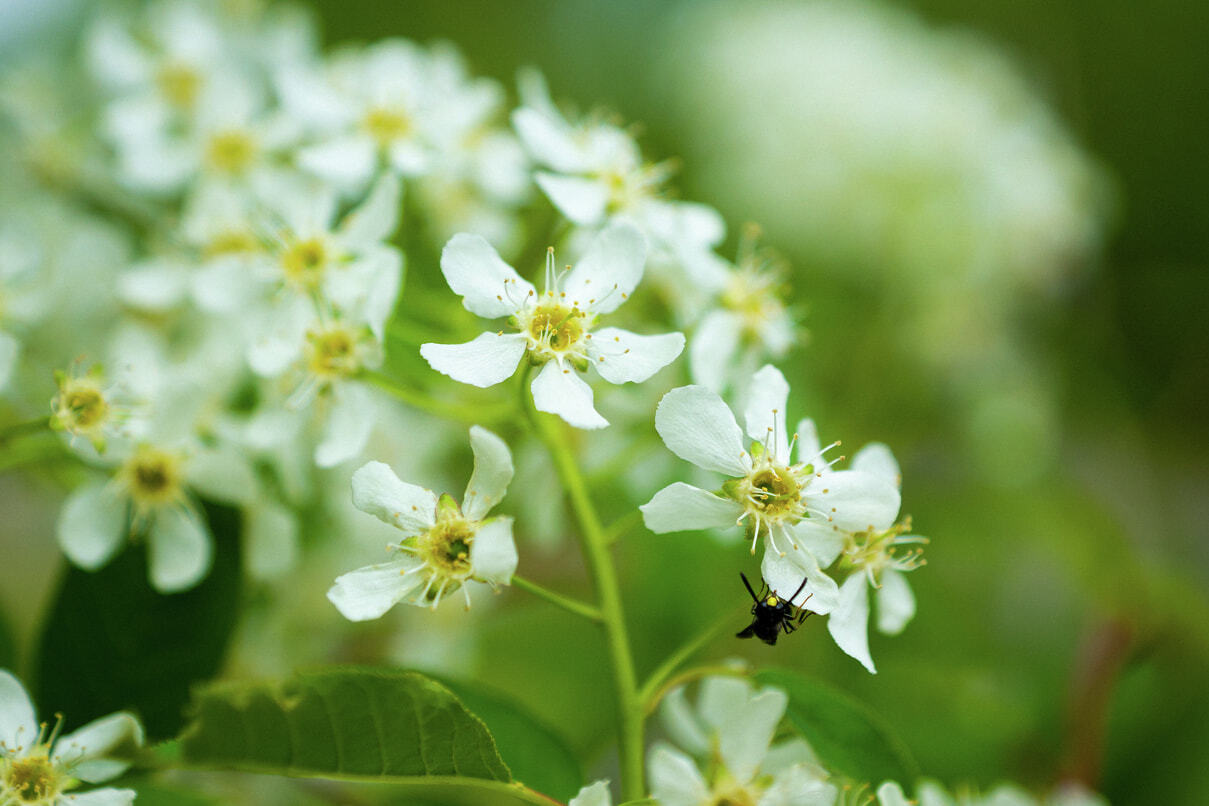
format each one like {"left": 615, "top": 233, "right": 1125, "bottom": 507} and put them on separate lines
{"left": 648, "top": 743, "right": 710, "bottom": 806}
{"left": 689, "top": 310, "right": 743, "bottom": 393}
{"left": 245, "top": 501, "right": 299, "bottom": 580}
{"left": 531, "top": 361, "right": 608, "bottom": 430}
{"left": 761, "top": 738, "right": 820, "bottom": 775}
{"left": 761, "top": 546, "right": 839, "bottom": 615}
{"left": 327, "top": 558, "right": 425, "bottom": 621}
{"left": 117, "top": 262, "right": 189, "bottom": 312}
{"left": 789, "top": 518, "right": 845, "bottom": 567}
{"left": 350, "top": 461, "right": 436, "bottom": 534}
{"left": 0, "top": 671, "right": 36, "bottom": 753}
{"left": 315, "top": 383, "right": 377, "bottom": 467}
{"left": 697, "top": 675, "right": 752, "bottom": 735}
{"left": 827, "top": 574, "right": 876, "bottom": 674}
{"left": 744, "top": 364, "right": 791, "bottom": 463}
{"left": 54, "top": 712, "right": 143, "bottom": 783}
{"left": 57, "top": 789, "right": 136, "bottom": 806}
{"left": 57, "top": 482, "right": 128, "bottom": 572}
{"left": 875, "top": 567, "right": 916, "bottom": 635}
{"left": 339, "top": 172, "right": 401, "bottom": 248}
{"left": 852, "top": 442, "right": 901, "bottom": 489}
{"left": 587, "top": 327, "right": 684, "bottom": 385}
{"left": 511, "top": 108, "right": 588, "bottom": 174}
{"left": 186, "top": 445, "right": 259, "bottom": 505}
{"left": 875, "top": 781, "right": 912, "bottom": 806}
{"left": 758, "top": 764, "right": 838, "bottom": 806}
{"left": 658, "top": 686, "right": 710, "bottom": 757}
{"left": 439, "top": 233, "right": 535, "bottom": 319}
{"left": 469, "top": 517, "right": 518, "bottom": 585}
{"left": 794, "top": 418, "right": 822, "bottom": 466}
{"left": 535, "top": 172, "right": 608, "bottom": 226}
{"left": 148, "top": 506, "right": 213, "bottom": 593}
{"left": 654, "top": 385, "right": 749, "bottom": 476}
{"left": 809, "top": 470, "right": 901, "bottom": 533}
{"left": 297, "top": 134, "right": 376, "bottom": 189}
{"left": 562, "top": 223, "right": 646, "bottom": 314}
{"left": 190, "top": 256, "right": 265, "bottom": 314}
{"left": 463, "top": 425, "right": 513, "bottom": 521}
{"left": 918, "top": 781, "right": 957, "bottom": 806}
{"left": 420, "top": 332, "right": 527, "bottom": 388}
{"left": 568, "top": 780, "right": 612, "bottom": 806}
{"left": 388, "top": 140, "right": 430, "bottom": 176}
{"left": 640, "top": 483, "right": 742, "bottom": 534}
{"left": 719, "top": 687, "right": 788, "bottom": 785}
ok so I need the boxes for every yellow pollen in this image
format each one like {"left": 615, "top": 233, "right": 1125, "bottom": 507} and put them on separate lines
{"left": 4, "top": 754, "right": 62, "bottom": 803}
{"left": 364, "top": 107, "right": 411, "bottom": 145}
{"left": 205, "top": 130, "right": 257, "bottom": 174}
{"left": 305, "top": 326, "right": 364, "bottom": 380}
{"left": 281, "top": 238, "right": 328, "bottom": 288}
{"left": 156, "top": 63, "right": 201, "bottom": 108}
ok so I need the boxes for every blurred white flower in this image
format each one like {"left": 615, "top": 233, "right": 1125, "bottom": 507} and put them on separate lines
{"left": 569, "top": 780, "right": 612, "bottom": 806}
{"left": 914, "top": 779, "right": 1109, "bottom": 806}
{"left": 687, "top": 226, "right": 798, "bottom": 393}
{"left": 421, "top": 223, "right": 684, "bottom": 429}
{"left": 641, "top": 365, "right": 902, "bottom": 615}
{"left": 0, "top": 669, "right": 142, "bottom": 806}
{"left": 514, "top": 69, "right": 725, "bottom": 264}
{"left": 652, "top": 675, "right": 836, "bottom": 806}
{"left": 328, "top": 425, "right": 518, "bottom": 618}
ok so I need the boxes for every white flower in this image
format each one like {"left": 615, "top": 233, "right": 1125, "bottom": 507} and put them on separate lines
{"left": 281, "top": 39, "right": 447, "bottom": 190}
{"left": 48, "top": 364, "right": 133, "bottom": 453}
{"left": 55, "top": 422, "right": 258, "bottom": 593}
{"left": 688, "top": 228, "right": 798, "bottom": 394}
{"left": 0, "top": 669, "right": 142, "bottom": 806}
{"left": 328, "top": 425, "right": 518, "bottom": 618}
{"left": 513, "top": 70, "right": 724, "bottom": 261}
{"left": 651, "top": 675, "right": 837, "bottom": 806}
{"left": 420, "top": 223, "right": 684, "bottom": 429}
{"left": 640, "top": 365, "right": 901, "bottom": 615}
{"left": 914, "top": 779, "right": 1109, "bottom": 806}
{"left": 782, "top": 442, "right": 925, "bottom": 675}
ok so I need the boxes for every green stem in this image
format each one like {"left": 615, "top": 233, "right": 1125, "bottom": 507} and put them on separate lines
{"left": 0, "top": 416, "right": 51, "bottom": 446}
{"left": 639, "top": 610, "right": 741, "bottom": 711}
{"left": 602, "top": 510, "right": 643, "bottom": 546}
{"left": 512, "top": 575, "right": 602, "bottom": 622}
{"left": 519, "top": 365, "right": 646, "bottom": 801}
{"left": 360, "top": 372, "right": 504, "bottom": 426}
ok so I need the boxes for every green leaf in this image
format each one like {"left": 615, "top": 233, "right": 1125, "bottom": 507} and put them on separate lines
{"left": 130, "top": 782, "right": 223, "bottom": 806}
{"left": 755, "top": 668, "right": 918, "bottom": 784}
{"left": 35, "top": 500, "right": 243, "bottom": 740}
{"left": 0, "top": 602, "right": 15, "bottom": 670}
{"left": 180, "top": 667, "right": 511, "bottom": 782}
{"left": 437, "top": 677, "right": 584, "bottom": 802}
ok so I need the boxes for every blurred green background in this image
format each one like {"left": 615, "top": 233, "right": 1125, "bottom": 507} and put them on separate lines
{"left": 306, "top": 1, "right": 1209, "bottom": 803}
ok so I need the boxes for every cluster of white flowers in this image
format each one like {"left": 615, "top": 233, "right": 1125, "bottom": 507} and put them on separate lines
{"left": 639, "top": 365, "right": 923, "bottom": 672}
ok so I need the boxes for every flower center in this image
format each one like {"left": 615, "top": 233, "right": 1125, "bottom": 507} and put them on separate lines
{"left": 205, "top": 130, "right": 257, "bottom": 174}
{"left": 4, "top": 754, "right": 63, "bottom": 803}
{"left": 156, "top": 62, "right": 201, "bottom": 109}
{"left": 517, "top": 301, "right": 589, "bottom": 363}
{"left": 363, "top": 106, "right": 411, "bottom": 146}
{"left": 52, "top": 378, "right": 108, "bottom": 432}
{"left": 737, "top": 459, "right": 805, "bottom": 522}
{"left": 281, "top": 237, "right": 329, "bottom": 288}
{"left": 305, "top": 325, "right": 369, "bottom": 380}
{"left": 119, "top": 445, "right": 184, "bottom": 512}
{"left": 842, "top": 519, "right": 925, "bottom": 579}
{"left": 419, "top": 516, "right": 476, "bottom": 580}
{"left": 722, "top": 266, "right": 785, "bottom": 338}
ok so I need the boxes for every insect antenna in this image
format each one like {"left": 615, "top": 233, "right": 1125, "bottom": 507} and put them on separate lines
{"left": 739, "top": 572, "right": 760, "bottom": 604}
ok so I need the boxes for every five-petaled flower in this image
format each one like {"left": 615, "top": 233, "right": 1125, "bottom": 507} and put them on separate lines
{"left": 420, "top": 223, "right": 684, "bottom": 429}
{"left": 328, "top": 425, "right": 519, "bottom": 618}
{"left": 640, "top": 365, "right": 901, "bottom": 617}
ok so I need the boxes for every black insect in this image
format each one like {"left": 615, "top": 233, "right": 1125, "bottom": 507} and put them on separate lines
{"left": 736, "top": 572, "right": 812, "bottom": 645}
